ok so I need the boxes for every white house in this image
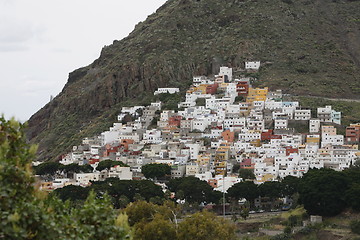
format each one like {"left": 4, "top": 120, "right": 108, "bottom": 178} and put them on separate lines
{"left": 321, "top": 134, "right": 344, "bottom": 147}
{"left": 143, "top": 129, "right": 162, "bottom": 144}
{"left": 75, "top": 173, "right": 101, "bottom": 186}
{"left": 108, "top": 166, "right": 133, "bottom": 180}
{"left": 309, "top": 119, "right": 321, "bottom": 133}
{"left": 218, "top": 66, "right": 233, "bottom": 82}
{"left": 275, "top": 119, "right": 288, "bottom": 130}
{"left": 154, "top": 88, "right": 180, "bottom": 95}
{"left": 245, "top": 61, "right": 260, "bottom": 70}
{"left": 294, "top": 109, "right": 311, "bottom": 121}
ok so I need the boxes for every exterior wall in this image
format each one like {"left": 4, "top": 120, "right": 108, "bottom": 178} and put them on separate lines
{"left": 307, "top": 135, "right": 320, "bottom": 145}
{"left": 346, "top": 124, "right": 360, "bottom": 143}
{"left": 294, "top": 109, "right": 311, "bottom": 120}
{"left": 247, "top": 87, "right": 268, "bottom": 103}
{"left": 221, "top": 130, "right": 235, "bottom": 142}
{"left": 309, "top": 119, "right": 321, "bottom": 133}
{"left": 331, "top": 110, "right": 341, "bottom": 125}
{"left": 219, "top": 66, "right": 233, "bottom": 82}
{"left": 154, "top": 88, "right": 180, "bottom": 95}
{"left": 75, "top": 173, "right": 101, "bottom": 186}
{"left": 322, "top": 126, "right": 337, "bottom": 136}
{"left": 275, "top": 119, "right": 288, "bottom": 129}
{"left": 245, "top": 61, "right": 261, "bottom": 70}
{"left": 108, "top": 166, "right": 133, "bottom": 180}
{"left": 321, "top": 135, "right": 344, "bottom": 147}
{"left": 317, "top": 106, "right": 332, "bottom": 122}
{"left": 206, "top": 83, "right": 218, "bottom": 94}
{"left": 186, "top": 164, "right": 199, "bottom": 176}
{"left": 236, "top": 81, "right": 249, "bottom": 96}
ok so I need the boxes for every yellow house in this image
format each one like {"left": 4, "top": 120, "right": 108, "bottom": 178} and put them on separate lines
{"left": 197, "top": 84, "right": 208, "bottom": 94}
{"left": 258, "top": 173, "right": 275, "bottom": 183}
{"left": 306, "top": 135, "right": 320, "bottom": 145}
{"left": 250, "top": 139, "right": 261, "bottom": 147}
{"left": 215, "top": 143, "right": 230, "bottom": 175}
{"left": 247, "top": 87, "right": 268, "bottom": 103}
{"left": 215, "top": 161, "right": 227, "bottom": 176}
{"left": 197, "top": 153, "right": 211, "bottom": 166}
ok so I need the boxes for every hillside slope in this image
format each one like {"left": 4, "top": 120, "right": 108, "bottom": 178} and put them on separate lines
{"left": 27, "top": 0, "right": 360, "bottom": 161}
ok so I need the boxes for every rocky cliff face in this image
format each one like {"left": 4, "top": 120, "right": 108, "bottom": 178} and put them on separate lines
{"left": 27, "top": 0, "right": 360, "bottom": 161}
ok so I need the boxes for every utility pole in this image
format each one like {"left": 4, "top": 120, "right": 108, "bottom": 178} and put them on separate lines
{"left": 223, "top": 160, "right": 226, "bottom": 218}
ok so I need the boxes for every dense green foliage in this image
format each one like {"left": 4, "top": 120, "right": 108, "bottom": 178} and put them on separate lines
{"left": 168, "top": 176, "right": 222, "bottom": 204}
{"left": 54, "top": 177, "right": 165, "bottom": 208}
{"left": 34, "top": 162, "right": 93, "bottom": 176}
{"left": 239, "top": 168, "right": 256, "bottom": 180}
{"left": 298, "top": 168, "right": 348, "bottom": 216}
{"left": 141, "top": 163, "right": 171, "bottom": 179}
{"left": 177, "top": 211, "right": 236, "bottom": 240}
{"left": 350, "top": 220, "right": 360, "bottom": 235}
{"left": 156, "top": 92, "right": 184, "bottom": 111}
{"left": 96, "top": 159, "right": 128, "bottom": 171}
{"left": 0, "top": 117, "right": 131, "bottom": 239}
{"left": 227, "top": 181, "right": 259, "bottom": 207}
{"left": 226, "top": 167, "right": 360, "bottom": 216}
{"left": 125, "top": 201, "right": 236, "bottom": 240}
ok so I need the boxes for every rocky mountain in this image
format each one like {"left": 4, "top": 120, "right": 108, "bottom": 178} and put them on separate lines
{"left": 27, "top": 0, "right": 360, "bottom": 161}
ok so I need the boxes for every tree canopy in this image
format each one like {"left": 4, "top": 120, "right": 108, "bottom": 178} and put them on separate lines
{"left": 141, "top": 163, "right": 171, "bottom": 179}
{"left": 168, "top": 176, "right": 220, "bottom": 204}
{"left": 299, "top": 168, "right": 348, "bottom": 216}
{"left": 96, "top": 160, "right": 128, "bottom": 171}
{"left": 238, "top": 168, "right": 256, "bottom": 180}
{"left": 227, "top": 181, "right": 259, "bottom": 206}
{"left": 0, "top": 117, "right": 131, "bottom": 239}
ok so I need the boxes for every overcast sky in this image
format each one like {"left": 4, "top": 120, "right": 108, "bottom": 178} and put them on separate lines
{"left": 0, "top": 0, "right": 167, "bottom": 121}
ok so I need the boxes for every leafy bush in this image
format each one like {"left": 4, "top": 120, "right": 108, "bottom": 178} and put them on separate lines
{"left": 0, "top": 117, "right": 131, "bottom": 239}
{"left": 351, "top": 220, "right": 360, "bottom": 235}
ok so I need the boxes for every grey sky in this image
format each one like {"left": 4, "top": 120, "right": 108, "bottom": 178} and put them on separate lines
{"left": 0, "top": 0, "right": 167, "bottom": 121}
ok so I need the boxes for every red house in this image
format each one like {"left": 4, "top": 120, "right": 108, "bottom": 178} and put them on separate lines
{"left": 169, "top": 116, "right": 182, "bottom": 128}
{"left": 206, "top": 83, "right": 218, "bottom": 95}
{"left": 285, "top": 147, "right": 299, "bottom": 156}
{"left": 237, "top": 80, "right": 249, "bottom": 96}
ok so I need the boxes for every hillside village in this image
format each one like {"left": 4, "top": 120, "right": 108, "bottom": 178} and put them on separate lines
{"left": 36, "top": 62, "right": 360, "bottom": 193}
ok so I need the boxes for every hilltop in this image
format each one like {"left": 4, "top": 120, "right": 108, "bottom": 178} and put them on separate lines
{"left": 27, "top": 0, "right": 360, "bottom": 161}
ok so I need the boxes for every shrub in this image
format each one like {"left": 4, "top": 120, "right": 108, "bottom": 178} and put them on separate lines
{"left": 351, "top": 220, "right": 360, "bottom": 235}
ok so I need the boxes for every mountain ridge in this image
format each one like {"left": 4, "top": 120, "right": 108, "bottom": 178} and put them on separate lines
{"left": 27, "top": 0, "right": 360, "bottom": 161}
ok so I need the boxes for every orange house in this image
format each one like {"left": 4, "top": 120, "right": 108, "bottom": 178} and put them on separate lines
{"left": 221, "top": 130, "right": 235, "bottom": 142}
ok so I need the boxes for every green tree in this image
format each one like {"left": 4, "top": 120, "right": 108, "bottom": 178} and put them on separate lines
{"left": 227, "top": 181, "right": 259, "bottom": 208}
{"left": 177, "top": 211, "right": 236, "bottom": 240}
{"left": 281, "top": 175, "right": 300, "bottom": 197}
{"left": 96, "top": 160, "right": 128, "bottom": 171}
{"left": 90, "top": 178, "right": 164, "bottom": 207}
{"left": 168, "top": 176, "right": 215, "bottom": 204}
{"left": 133, "top": 215, "right": 176, "bottom": 240}
{"left": 239, "top": 168, "right": 256, "bottom": 180}
{"left": 34, "top": 161, "right": 62, "bottom": 176}
{"left": 240, "top": 207, "right": 250, "bottom": 220}
{"left": 141, "top": 163, "right": 171, "bottom": 180}
{"left": 350, "top": 220, "right": 360, "bottom": 235}
{"left": 345, "top": 183, "right": 360, "bottom": 211}
{"left": 125, "top": 200, "right": 173, "bottom": 226}
{"left": 234, "top": 95, "right": 244, "bottom": 103}
{"left": 53, "top": 185, "right": 90, "bottom": 202}
{"left": 0, "top": 117, "right": 131, "bottom": 239}
{"left": 232, "top": 163, "right": 240, "bottom": 174}
{"left": 196, "top": 98, "right": 206, "bottom": 106}
{"left": 74, "top": 191, "right": 130, "bottom": 239}
{"left": 299, "top": 168, "right": 348, "bottom": 216}
{"left": 258, "top": 181, "right": 282, "bottom": 199}
{"left": 119, "top": 195, "right": 130, "bottom": 209}
{"left": 61, "top": 163, "right": 93, "bottom": 178}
